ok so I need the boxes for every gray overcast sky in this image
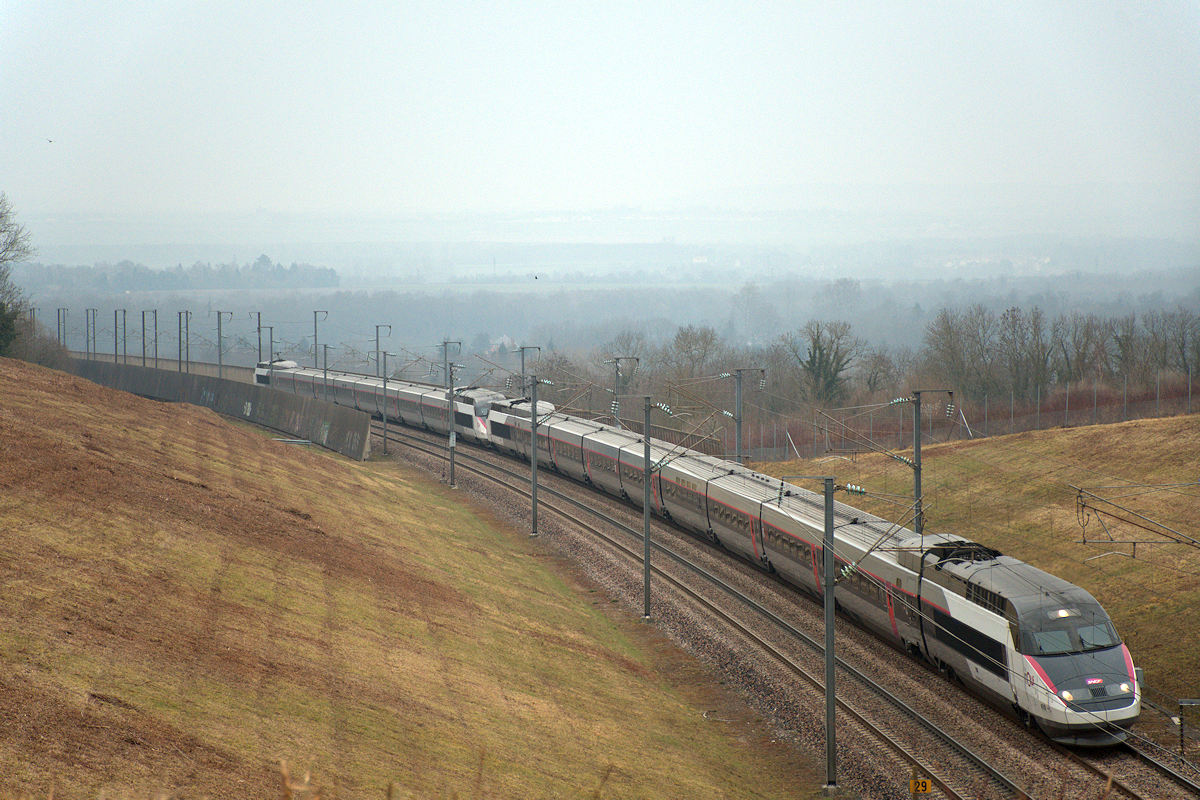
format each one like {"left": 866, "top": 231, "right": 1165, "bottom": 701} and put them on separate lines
{"left": 2, "top": 1, "right": 1199, "bottom": 242}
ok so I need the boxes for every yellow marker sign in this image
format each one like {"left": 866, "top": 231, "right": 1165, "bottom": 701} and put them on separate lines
{"left": 910, "top": 778, "right": 932, "bottom": 794}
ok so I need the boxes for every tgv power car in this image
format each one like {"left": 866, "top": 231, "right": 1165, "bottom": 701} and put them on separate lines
{"left": 258, "top": 361, "right": 1140, "bottom": 745}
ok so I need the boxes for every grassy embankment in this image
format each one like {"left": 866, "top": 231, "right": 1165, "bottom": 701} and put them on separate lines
{"left": 0, "top": 357, "right": 820, "bottom": 799}
{"left": 754, "top": 414, "right": 1200, "bottom": 703}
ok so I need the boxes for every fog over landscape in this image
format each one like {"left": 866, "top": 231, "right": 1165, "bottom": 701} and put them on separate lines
{"left": 6, "top": 6, "right": 1200, "bottom": 795}
{"left": 2, "top": 2, "right": 1198, "bottom": 406}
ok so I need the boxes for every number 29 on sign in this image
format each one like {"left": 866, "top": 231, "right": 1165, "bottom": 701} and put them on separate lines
{"left": 910, "top": 777, "right": 932, "bottom": 795}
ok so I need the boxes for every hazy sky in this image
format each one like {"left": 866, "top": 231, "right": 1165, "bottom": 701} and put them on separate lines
{"left": 2, "top": 1, "right": 1199, "bottom": 244}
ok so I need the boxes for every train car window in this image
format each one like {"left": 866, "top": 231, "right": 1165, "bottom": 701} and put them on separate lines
{"left": 966, "top": 583, "right": 1006, "bottom": 616}
{"left": 932, "top": 608, "right": 1007, "bottom": 678}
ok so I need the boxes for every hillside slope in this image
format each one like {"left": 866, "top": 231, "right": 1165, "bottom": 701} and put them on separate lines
{"left": 756, "top": 413, "right": 1200, "bottom": 704}
{"left": 0, "top": 358, "right": 816, "bottom": 799}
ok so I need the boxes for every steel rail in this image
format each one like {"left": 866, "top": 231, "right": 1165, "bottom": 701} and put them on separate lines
{"left": 1050, "top": 744, "right": 1155, "bottom": 800}
{"left": 1121, "top": 739, "right": 1200, "bottom": 796}
{"left": 372, "top": 421, "right": 1034, "bottom": 800}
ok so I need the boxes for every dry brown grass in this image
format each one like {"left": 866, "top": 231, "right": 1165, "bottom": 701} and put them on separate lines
{"left": 0, "top": 357, "right": 823, "bottom": 799}
{"left": 755, "top": 412, "right": 1200, "bottom": 702}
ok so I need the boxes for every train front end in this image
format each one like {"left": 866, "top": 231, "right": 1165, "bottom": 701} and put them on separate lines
{"left": 1013, "top": 591, "right": 1140, "bottom": 745}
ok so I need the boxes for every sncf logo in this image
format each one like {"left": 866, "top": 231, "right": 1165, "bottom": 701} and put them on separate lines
{"left": 1087, "top": 678, "right": 1104, "bottom": 685}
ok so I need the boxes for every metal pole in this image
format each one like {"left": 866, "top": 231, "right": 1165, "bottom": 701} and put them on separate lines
{"left": 613, "top": 361, "right": 621, "bottom": 428}
{"left": 113, "top": 309, "right": 118, "bottom": 363}
{"left": 178, "top": 312, "right": 183, "bottom": 372}
{"left": 1180, "top": 700, "right": 1200, "bottom": 756}
{"left": 256, "top": 312, "right": 263, "bottom": 364}
{"left": 313, "top": 310, "right": 327, "bottom": 369}
{"left": 375, "top": 325, "right": 391, "bottom": 377}
{"left": 141, "top": 311, "right": 147, "bottom": 366}
{"left": 185, "top": 311, "right": 190, "bottom": 372}
{"left": 382, "top": 351, "right": 389, "bottom": 454}
{"left": 516, "top": 345, "right": 541, "bottom": 396}
{"left": 531, "top": 377, "right": 539, "bottom": 536}
{"left": 121, "top": 309, "right": 127, "bottom": 364}
{"left": 735, "top": 370, "right": 744, "bottom": 464}
{"left": 913, "top": 391, "right": 923, "bottom": 535}
{"left": 153, "top": 310, "right": 158, "bottom": 368}
{"left": 323, "top": 344, "right": 330, "bottom": 401}
{"left": 264, "top": 326, "right": 274, "bottom": 386}
{"left": 643, "top": 396, "right": 652, "bottom": 618}
{"left": 822, "top": 476, "right": 837, "bottom": 791}
{"left": 443, "top": 339, "right": 461, "bottom": 487}
{"left": 216, "top": 311, "right": 231, "bottom": 379}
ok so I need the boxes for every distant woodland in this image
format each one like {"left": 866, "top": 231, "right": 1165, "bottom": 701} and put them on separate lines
{"left": 14, "top": 254, "right": 339, "bottom": 293}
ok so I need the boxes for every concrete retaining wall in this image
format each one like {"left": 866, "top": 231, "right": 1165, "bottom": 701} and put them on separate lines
{"left": 68, "top": 352, "right": 256, "bottom": 384}
{"left": 67, "top": 359, "right": 370, "bottom": 461}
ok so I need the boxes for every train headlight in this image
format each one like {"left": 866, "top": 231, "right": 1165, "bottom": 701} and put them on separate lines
{"left": 1060, "top": 690, "right": 1075, "bottom": 702}
{"left": 1119, "top": 683, "right": 1132, "bottom": 694}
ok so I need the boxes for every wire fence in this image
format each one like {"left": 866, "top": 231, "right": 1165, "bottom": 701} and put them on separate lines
{"left": 71, "top": 346, "right": 1195, "bottom": 465}
{"left": 735, "top": 373, "right": 1197, "bottom": 462}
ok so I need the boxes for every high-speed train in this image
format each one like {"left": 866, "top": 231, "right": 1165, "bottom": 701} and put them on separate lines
{"left": 255, "top": 360, "right": 1141, "bottom": 745}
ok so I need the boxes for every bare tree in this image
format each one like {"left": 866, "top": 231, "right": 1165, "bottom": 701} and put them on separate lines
{"left": 780, "top": 320, "right": 860, "bottom": 406}
{"left": 660, "top": 324, "right": 723, "bottom": 380}
{"left": 1106, "top": 313, "right": 1146, "bottom": 382}
{"left": 1150, "top": 308, "right": 1198, "bottom": 376}
{"left": 857, "top": 345, "right": 903, "bottom": 395}
{"left": 1052, "top": 312, "right": 1108, "bottom": 383}
{"left": 997, "top": 307, "right": 1032, "bottom": 399}
{"left": 1, "top": 193, "right": 35, "bottom": 355}
{"left": 922, "top": 306, "right": 1000, "bottom": 401}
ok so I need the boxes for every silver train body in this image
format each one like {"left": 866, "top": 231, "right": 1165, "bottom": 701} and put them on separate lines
{"left": 257, "top": 361, "right": 1141, "bottom": 745}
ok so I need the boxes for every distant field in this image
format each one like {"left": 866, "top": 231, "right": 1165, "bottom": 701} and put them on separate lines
{"left": 0, "top": 357, "right": 820, "bottom": 799}
{"left": 754, "top": 413, "right": 1200, "bottom": 704}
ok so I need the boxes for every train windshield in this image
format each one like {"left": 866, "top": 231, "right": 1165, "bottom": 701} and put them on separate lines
{"left": 1017, "top": 602, "right": 1120, "bottom": 656}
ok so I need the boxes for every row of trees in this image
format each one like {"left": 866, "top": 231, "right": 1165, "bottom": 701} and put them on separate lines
{"left": 13, "top": 254, "right": 339, "bottom": 294}
{"left": 923, "top": 305, "right": 1199, "bottom": 403}
{"left": 0, "top": 194, "right": 33, "bottom": 354}
{"left": 517, "top": 306, "right": 1198, "bottom": 435}
{"left": 0, "top": 195, "right": 68, "bottom": 365}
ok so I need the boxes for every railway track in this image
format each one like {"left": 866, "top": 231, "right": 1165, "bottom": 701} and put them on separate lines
{"left": 370, "top": 422, "right": 1061, "bottom": 798}
{"left": 366, "top": 419, "right": 1199, "bottom": 799}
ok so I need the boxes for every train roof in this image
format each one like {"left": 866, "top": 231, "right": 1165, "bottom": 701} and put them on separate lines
{"left": 494, "top": 398, "right": 557, "bottom": 419}
{"left": 581, "top": 427, "right": 644, "bottom": 449}
{"left": 542, "top": 416, "right": 609, "bottom": 436}
{"left": 456, "top": 387, "right": 506, "bottom": 402}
